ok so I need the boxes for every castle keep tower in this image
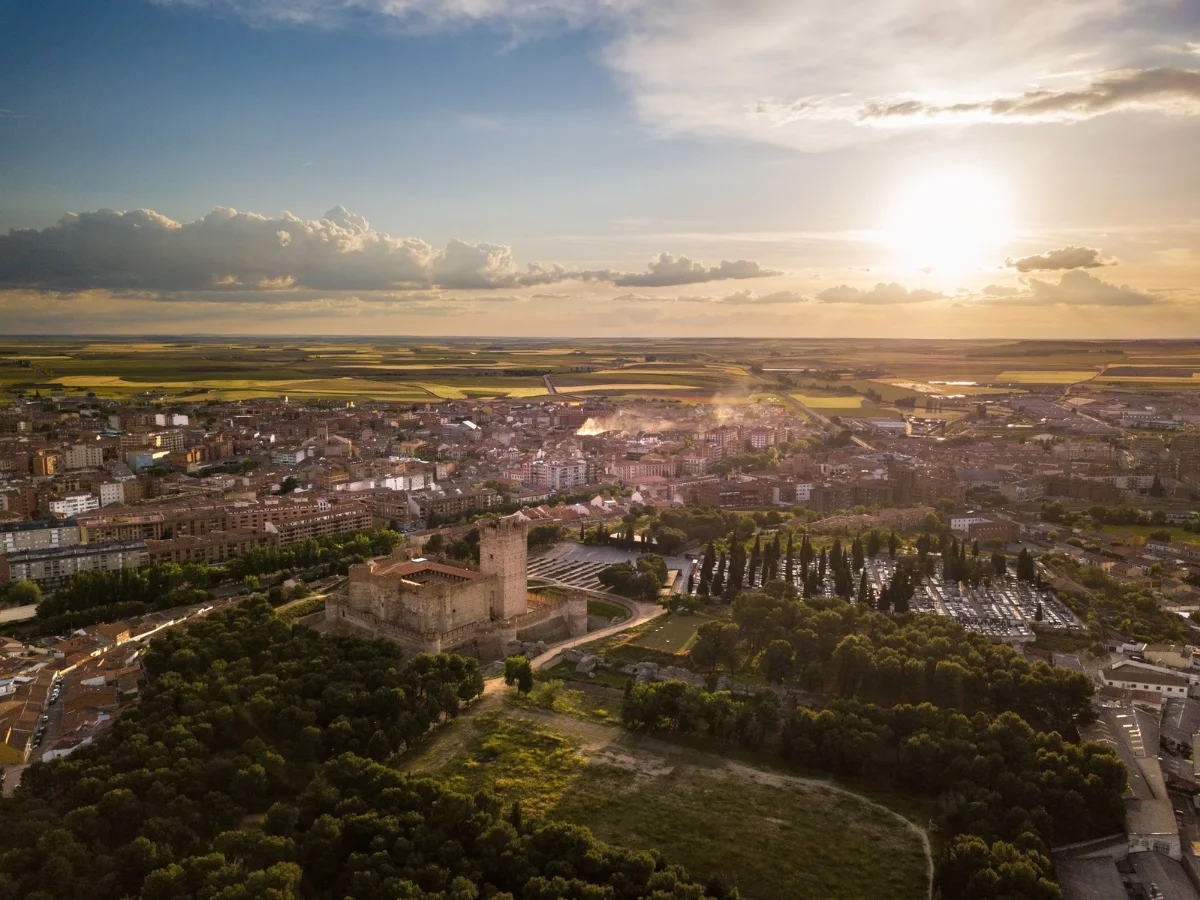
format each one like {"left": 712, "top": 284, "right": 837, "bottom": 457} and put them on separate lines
{"left": 478, "top": 513, "right": 529, "bottom": 620}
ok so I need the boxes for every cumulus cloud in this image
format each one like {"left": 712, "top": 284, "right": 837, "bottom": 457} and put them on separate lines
{"left": 0, "top": 206, "right": 777, "bottom": 294}
{"left": 599, "top": 253, "right": 780, "bottom": 288}
{"left": 153, "top": 1, "right": 1197, "bottom": 149}
{"left": 1006, "top": 246, "right": 1111, "bottom": 272}
{"left": 1027, "top": 269, "right": 1158, "bottom": 306}
{"left": 859, "top": 68, "right": 1200, "bottom": 123}
{"left": 816, "top": 283, "right": 944, "bottom": 305}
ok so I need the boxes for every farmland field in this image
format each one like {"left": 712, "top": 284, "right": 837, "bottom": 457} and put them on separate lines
{"left": 6, "top": 336, "right": 1200, "bottom": 403}
{"left": 792, "top": 394, "right": 864, "bottom": 408}
{"left": 993, "top": 370, "right": 1100, "bottom": 384}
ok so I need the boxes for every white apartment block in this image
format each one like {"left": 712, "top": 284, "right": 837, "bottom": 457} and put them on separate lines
{"left": 534, "top": 458, "right": 588, "bottom": 491}
{"left": 749, "top": 427, "right": 777, "bottom": 449}
{"left": 63, "top": 444, "right": 105, "bottom": 470}
{"left": 98, "top": 482, "right": 126, "bottom": 507}
{"left": 950, "top": 516, "right": 991, "bottom": 534}
{"left": 49, "top": 493, "right": 101, "bottom": 518}
{"left": 155, "top": 413, "right": 190, "bottom": 427}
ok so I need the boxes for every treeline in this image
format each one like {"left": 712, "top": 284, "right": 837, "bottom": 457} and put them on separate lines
{"left": 32, "top": 528, "right": 404, "bottom": 635}
{"left": 621, "top": 685, "right": 1125, "bottom": 900}
{"left": 221, "top": 528, "right": 403, "bottom": 579}
{"left": 710, "top": 590, "right": 1093, "bottom": 735}
{"left": 598, "top": 554, "right": 668, "bottom": 602}
{"left": 1042, "top": 498, "right": 1180, "bottom": 528}
{"left": 34, "top": 566, "right": 216, "bottom": 635}
{"left": 0, "top": 600, "right": 720, "bottom": 900}
{"left": 695, "top": 530, "right": 904, "bottom": 602}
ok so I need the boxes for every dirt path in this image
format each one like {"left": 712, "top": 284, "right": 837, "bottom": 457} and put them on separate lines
{"left": 403, "top": 599, "right": 662, "bottom": 772}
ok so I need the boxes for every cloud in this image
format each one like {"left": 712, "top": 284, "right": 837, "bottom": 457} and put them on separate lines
{"left": 816, "top": 283, "right": 944, "bottom": 304}
{"left": 859, "top": 68, "right": 1200, "bottom": 123}
{"left": 981, "top": 284, "right": 1021, "bottom": 297}
{"left": 611, "top": 292, "right": 714, "bottom": 304}
{"left": 598, "top": 253, "right": 780, "bottom": 288}
{"left": 1006, "top": 246, "right": 1111, "bottom": 272}
{"left": 720, "top": 289, "right": 805, "bottom": 305}
{"left": 153, "top": 1, "right": 1197, "bottom": 150}
{"left": 0, "top": 206, "right": 777, "bottom": 294}
{"left": 1026, "top": 269, "right": 1158, "bottom": 306}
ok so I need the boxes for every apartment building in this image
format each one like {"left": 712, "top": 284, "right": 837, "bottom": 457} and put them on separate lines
{"left": 0, "top": 520, "right": 82, "bottom": 555}
{"left": 49, "top": 494, "right": 100, "bottom": 518}
{"left": 533, "top": 458, "right": 588, "bottom": 491}
{"left": 77, "top": 512, "right": 166, "bottom": 544}
{"left": 63, "top": 444, "right": 105, "bottom": 470}
{"left": 265, "top": 503, "right": 373, "bottom": 543}
{"left": 32, "top": 451, "right": 59, "bottom": 477}
{"left": 0, "top": 541, "right": 149, "bottom": 587}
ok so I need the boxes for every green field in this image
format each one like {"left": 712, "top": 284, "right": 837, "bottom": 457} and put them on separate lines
{"left": 587, "top": 598, "right": 632, "bottom": 621}
{"left": 630, "top": 612, "right": 706, "bottom": 653}
{"left": 420, "top": 711, "right": 928, "bottom": 900}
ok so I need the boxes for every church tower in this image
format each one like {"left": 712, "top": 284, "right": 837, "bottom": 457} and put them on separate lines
{"left": 479, "top": 513, "right": 529, "bottom": 620}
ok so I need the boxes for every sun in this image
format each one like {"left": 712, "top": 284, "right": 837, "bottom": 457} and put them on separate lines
{"left": 882, "top": 168, "right": 1013, "bottom": 273}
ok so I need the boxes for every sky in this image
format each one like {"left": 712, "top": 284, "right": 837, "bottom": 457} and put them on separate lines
{"left": 0, "top": 0, "right": 1199, "bottom": 337}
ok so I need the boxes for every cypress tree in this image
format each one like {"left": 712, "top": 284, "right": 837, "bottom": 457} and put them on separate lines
{"left": 857, "top": 568, "right": 872, "bottom": 605}
{"left": 877, "top": 584, "right": 892, "bottom": 613}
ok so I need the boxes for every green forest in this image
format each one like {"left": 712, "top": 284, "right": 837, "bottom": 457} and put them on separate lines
{"left": 0, "top": 600, "right": 719, "bottom": 900}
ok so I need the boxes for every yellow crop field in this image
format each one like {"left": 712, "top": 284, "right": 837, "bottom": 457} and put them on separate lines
{"left": 562, "top": 383, "right": 695, "bottom": 393}
{"left": 793, "top": 394, "right": 865, "bottom": 408}
{"left": 411, "top": 383, "right": 468, "bottom": 399}
{"left": 994, "top": 370, "right": 1099, "bottom": 384}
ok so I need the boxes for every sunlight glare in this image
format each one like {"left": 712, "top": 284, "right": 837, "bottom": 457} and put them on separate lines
{"left": 883, "top": 169, "right": 1013, "bottom": 273}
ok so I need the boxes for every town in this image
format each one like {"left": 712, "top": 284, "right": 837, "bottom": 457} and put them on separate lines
{"left": 4, "top": 340, "right": 1200, "bottom": 900}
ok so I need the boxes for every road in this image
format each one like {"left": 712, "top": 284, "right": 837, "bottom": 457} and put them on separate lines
{"left": 542, "top": 374, "right": 557, "bottom": 395}
{"left": 776, "top": 391, "right": 874, "bottom": 450}
{"left": 530, "top": 595, "right": 664, "bottom": 671}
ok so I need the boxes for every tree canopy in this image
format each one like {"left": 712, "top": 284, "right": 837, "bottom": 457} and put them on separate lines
{"left": 0, "top": 599, "right": 721, "bottom": 900}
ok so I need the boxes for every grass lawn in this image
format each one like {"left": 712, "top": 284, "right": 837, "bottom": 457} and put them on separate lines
{"left": 587, "top": 598, "right": 632, "bottom": 621}
{"left": 425, "top": 712, "right": 928, "bottom": 900}
{"left": 630, "top": 612, "right": 705, "bottom": 653}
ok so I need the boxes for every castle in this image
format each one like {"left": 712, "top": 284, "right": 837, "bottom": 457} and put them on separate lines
{"left": 325, "top": 513, "right": 587, "bottom": 660}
